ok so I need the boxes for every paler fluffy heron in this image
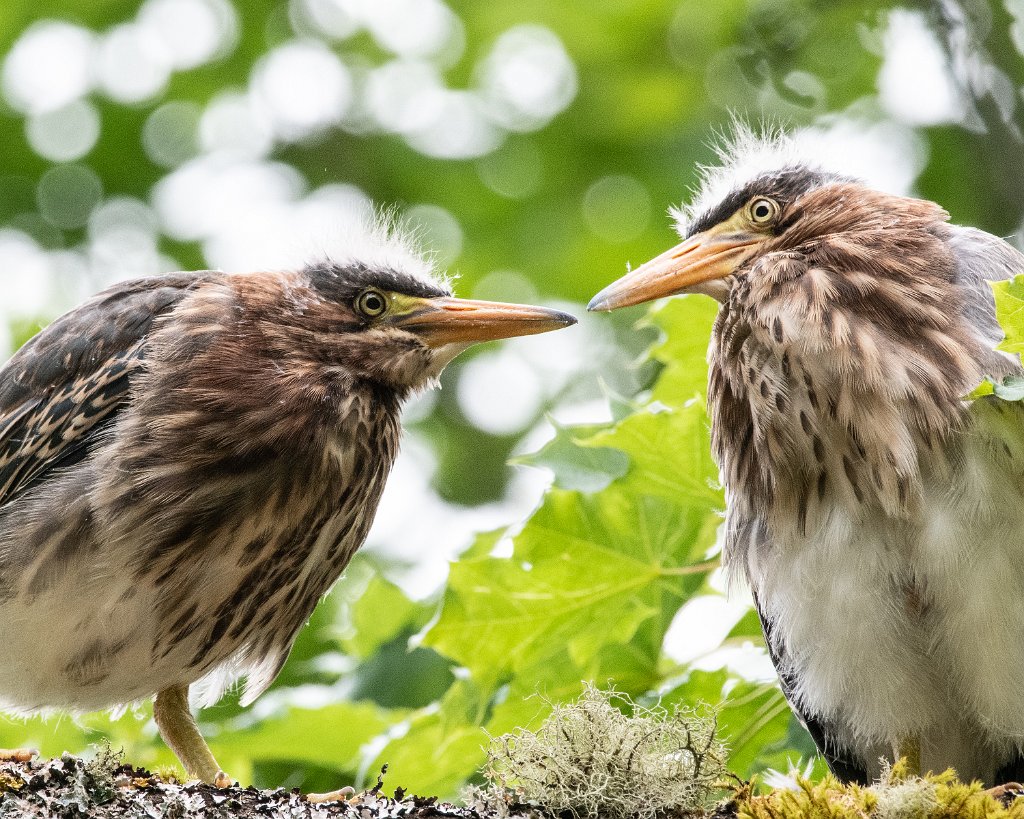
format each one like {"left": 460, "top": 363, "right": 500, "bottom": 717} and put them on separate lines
{"left": 0, "top": 218, "right": 574, "bottom": 790}
{"left": 589, "top": 130, "right": 1024, "bottom": 786}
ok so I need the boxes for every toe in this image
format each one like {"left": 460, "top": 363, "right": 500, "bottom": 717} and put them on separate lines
{"left": 0, "top": 749, "right": 37, "bottom": 763}
{"left": 986, "top": 782, "right": 1024, "bottom": 806}
{"left": 212, "top": 770, "right": 233, "bottom": 789}
{"left": 307, "top": 786, "right": 356, "bottom": 804}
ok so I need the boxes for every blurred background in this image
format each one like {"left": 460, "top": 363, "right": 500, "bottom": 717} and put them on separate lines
{"left": 1, "top": 0, "right": 1023, "bottom": 799}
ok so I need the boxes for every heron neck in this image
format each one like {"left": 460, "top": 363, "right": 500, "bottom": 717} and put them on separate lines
{"left": 707, "top": 239, "right": 1005, "bottom": 546}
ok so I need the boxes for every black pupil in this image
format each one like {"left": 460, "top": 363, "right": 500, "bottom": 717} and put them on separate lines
{"left": 362, "top": 293, "right": 383, "bottom": 313}
{"left": 754, "top": 202, "right": 771, "bottom": 219}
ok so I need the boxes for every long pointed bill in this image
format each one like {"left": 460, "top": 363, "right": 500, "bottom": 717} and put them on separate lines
{"left": 587, "top": 230, "right": 761, "bottom": 311}
{"left": 395, "top": 296, "right": 577, "bottom": 347}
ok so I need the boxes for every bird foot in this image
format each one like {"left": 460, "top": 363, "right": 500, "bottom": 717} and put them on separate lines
{"left": 985, "top": 782, "right": 1024, "bottom": 805}
{"left": 211, "top": 770, "right": 232, "bottom": 789}
{"left": 0, "top": 749, "right": 37, "bottom": 763}
{"left": 306, "top": 786, "right": 356, "bottom": 804}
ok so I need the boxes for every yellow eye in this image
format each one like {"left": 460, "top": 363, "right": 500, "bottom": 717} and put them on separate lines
{"left": 355, "top": 289, "right": 388, "bottom": 318}
{"left": 748, "top": 197, "right": 780, "bottom": 225}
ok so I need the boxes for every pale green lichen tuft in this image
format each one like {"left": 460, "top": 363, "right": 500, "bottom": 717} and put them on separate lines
{"left": 477, "top": 682, "right": 727, "bottom": 819}
{"left": 84, "top": 739, "right": 123, "bottom": 783}
{"left": 869, "top": 760, "right": 940, "bottom": 819}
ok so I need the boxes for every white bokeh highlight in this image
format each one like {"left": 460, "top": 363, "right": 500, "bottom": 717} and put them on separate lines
{"left": 365, "top": 60, "right": 446, "bottom": 135}
{"left": 97, "top": 23, "right": 172, "bottom": 104}
{"left": 478, "top": 25, "right": 578, "bottom": 132}
{"left": 405, "top": 90, "right": 502, "bottom": 159}
{"left": 878, "top": 10, "right": 963, "bottom": 127}
{"left": 405, "top": 204, "right": 463, "bottom": 267}
{"left": 0, "top": 231, "right": 54, "bottom": 316}
{"left": 86, "top": 197, "right": 166, "bottom": 288}
{"left": 458, "top": 348, "right": 544, "bottom": 436}
{"left": 137, "top": 0, "right": 239, "bottom": 70}
{"left": 150, "top": 153, "right": 416, "bottom": 273}
{"left": 25, "top": 100, "right": 101, "bottom": 162}
{"left": 2, "top": 21, "right": 96, "bottom": 115}
{"left": 199, "top": 91, "right": 276, "bottom": 159}
{"left": 143, "top": 101, "right": 201, "bottom": 168}
{"left": 251, "top": 41, "right": 353, "bottom": 141}
{"left": 291, "top": 0, "right": 361, "bottom": 41}
{"left": 358, "top": 0, "right": 462, "bottom": 60}
{"left": 798, "top": 118, "right": 928, "bottom": 196}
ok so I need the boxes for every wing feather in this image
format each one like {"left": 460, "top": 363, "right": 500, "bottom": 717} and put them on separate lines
{"left": 0, "top": 271, "right": 224, "bottom": 507}
{"left": 947, "top": 226, "right": 1024, "bottom": 347}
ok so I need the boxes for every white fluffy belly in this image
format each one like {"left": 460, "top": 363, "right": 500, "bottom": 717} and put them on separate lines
{"left": 0, "top": 565, "right": 166, "bottom": 712}
{"left": 0, "top": 525, "right": 265, "bottom": 713}
{"left": 751, "top": 446, "right": 1024, "bottom": 783}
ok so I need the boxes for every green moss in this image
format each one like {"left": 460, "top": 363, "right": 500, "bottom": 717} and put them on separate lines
{"left": 736, "top": 760, "right": 1024, "bottom": 819}
{"left": 0, "top": 771, "right": 23, "bottom": 793}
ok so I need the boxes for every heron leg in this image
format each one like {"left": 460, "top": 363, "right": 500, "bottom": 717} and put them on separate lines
{"left": 894, "top": 736, "right": 921, "bottom": 777}
{"left": 153, "top": 684, "right": 231, "bottom": 788}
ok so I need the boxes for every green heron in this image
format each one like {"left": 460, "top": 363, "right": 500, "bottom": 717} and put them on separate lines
{"left": 0, "top": 227, "right": 574, "bottom": 789}
{"left": 589, "top": 131, "right": 1024, "bottom": 786}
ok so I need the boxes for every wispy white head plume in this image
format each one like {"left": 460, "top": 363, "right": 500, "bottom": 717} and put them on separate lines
{"left": 302, "top": 206, "right": 454, "bottom": 293}
{"left": 671, "top": 119, "right": 926, "bottom": 237}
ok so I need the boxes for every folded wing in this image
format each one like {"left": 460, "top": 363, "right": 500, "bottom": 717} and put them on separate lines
{"left": 0, "top": 272, "right": 223, "bottom": 507}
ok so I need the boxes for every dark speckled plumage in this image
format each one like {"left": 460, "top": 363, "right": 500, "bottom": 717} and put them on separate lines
{"left": 589, "top": 132, "right": 1024, "bottom": 787}
{"left": 704, "top": 179, "right": 1024, "bottom": 787}
{"left": 0, "top": 266, "right": 412, "bottom": 710}
{"left": 0, "top": 273, "right": 218, "bottom": 506}
{"left": 0, "top": 251, "right": 574, "bottom": 786}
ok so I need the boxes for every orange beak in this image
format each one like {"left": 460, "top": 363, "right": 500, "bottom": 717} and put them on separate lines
{"left": 395, "top": 296, "right": 576, "bottom": 347}
{"left": 587, "top": 230, "right": 761, "bottom": 311}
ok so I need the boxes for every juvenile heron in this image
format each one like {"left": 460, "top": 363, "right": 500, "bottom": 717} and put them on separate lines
{"left": 0, "top": 221, "right": 574, "bottom": 788}
{"left": 589, "top": 131, "right": 1024, "bottom": 785}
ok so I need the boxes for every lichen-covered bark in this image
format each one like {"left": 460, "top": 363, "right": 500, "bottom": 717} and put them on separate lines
{"left": 11, "top": 752, "right": 1021, "bottom": 819}
{"left": 0, "top": 755, "right": 510, "bottom": 819}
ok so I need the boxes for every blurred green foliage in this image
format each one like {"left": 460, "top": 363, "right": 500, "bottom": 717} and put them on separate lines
{"left": 1, "top": 0, "right": 1023, "bottom": 801}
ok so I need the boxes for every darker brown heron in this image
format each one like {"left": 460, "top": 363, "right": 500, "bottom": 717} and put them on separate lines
{"left": 0, "top": 226, "right": 574, "bottom": 789}
{"left": 589, "top": 131, "right": 1024, "bottom": 786}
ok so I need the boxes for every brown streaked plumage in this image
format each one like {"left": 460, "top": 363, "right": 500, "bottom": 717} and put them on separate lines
{"left": 590, "top": 131, "right": 1024, "bottom": 786}
{"left": 0, "top": 233, "right": 575, "bottom": 790}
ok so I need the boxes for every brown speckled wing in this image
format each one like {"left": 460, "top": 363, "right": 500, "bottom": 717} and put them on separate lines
{"left": 0, "top": 272, "right": 223, "bottom": 507}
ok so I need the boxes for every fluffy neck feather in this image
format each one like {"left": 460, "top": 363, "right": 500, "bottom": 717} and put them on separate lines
{"left": 710, "top": 190, "right": 1014, "bottom": 568}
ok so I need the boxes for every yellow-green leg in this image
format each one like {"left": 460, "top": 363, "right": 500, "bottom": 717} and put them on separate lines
{"left": 153, "top": 684, "right": 231, "bottom": 788}
{"left": 895, "top": 736, "right": 921, "bottom": 777}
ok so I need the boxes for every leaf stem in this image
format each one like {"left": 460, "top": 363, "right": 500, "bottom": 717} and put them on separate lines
{"left": 659, "top": 559, "right": 720, "bottom": 576}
